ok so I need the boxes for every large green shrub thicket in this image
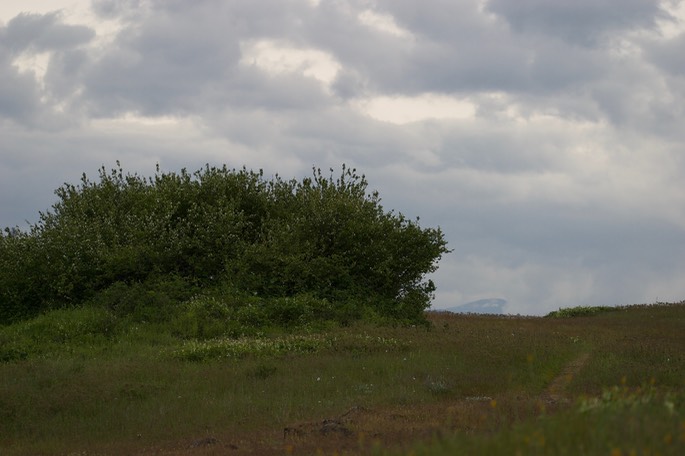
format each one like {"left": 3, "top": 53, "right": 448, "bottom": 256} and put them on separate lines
{"left": 0, "top": 164, "right": 449, "bottom": 326}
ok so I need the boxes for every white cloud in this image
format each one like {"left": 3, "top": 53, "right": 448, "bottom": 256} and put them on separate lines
{"left": 352, "top": 93, "right": 476, "bottom": 124}
{"left": 0, "top": 1, "right": 63, "bottom": 20}
{"left": 11, "top": 51, "right": 50, "bottom": 87}
{"left": 657, "top": 0, "right": 685, "bottom": 39}
{"left": 239, "top": 38, "right": 341, "bottom": 86}
{"left": 357, "top": 9, "right": 413, "bottom": 38}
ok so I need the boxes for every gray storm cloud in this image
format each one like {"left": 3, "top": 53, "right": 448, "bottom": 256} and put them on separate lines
{"left": 1, "top": 0, "right": 684, "bottom": 314}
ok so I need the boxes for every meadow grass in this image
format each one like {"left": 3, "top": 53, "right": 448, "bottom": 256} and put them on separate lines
{"left": 0, "top": 303, "right": 683, "bottom": 455}
{"left": 403, "top": 386, "right": 684, "bottom": 456}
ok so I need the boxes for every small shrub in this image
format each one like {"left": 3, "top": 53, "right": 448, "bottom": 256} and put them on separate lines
{"left": 171, "top": 295, "right": 243, "bottom": 339}
{"left": 91, "top": 275, "right": 196, "bottom": 323}
{"left": 0, "top": 344, "right": 28, "bottom": 363}
{"left": 546, "top": 305, "right": 620, "bottom": 318}
{"left": 170, "top": 291, "right": 339, "bottom": 338}
{"left": 18, "top": 306, "right": 117, "bottom": 345}
{"left": 0, "top": 306, "right": 117, "bottom": 362}
{"left": 264, "top": 294, "right": 336, "bottom": 327}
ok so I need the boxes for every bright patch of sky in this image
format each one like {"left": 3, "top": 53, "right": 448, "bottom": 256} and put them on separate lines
{"left": 353, "top": 94, "right": 476, "bottom": 124}
{"left": 239, "top": 39, "right": 341, "bottom": 86}
{"left": 658, "top": 0, "right": 685, "bottom": 38}
{"left": 357, "top": 9, "right": 414, "bottom": 38}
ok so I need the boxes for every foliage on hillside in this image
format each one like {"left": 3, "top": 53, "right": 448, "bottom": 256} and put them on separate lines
{"left": 545, "top": 302, "right": 685, "bottom": 318}
{"left": 545, "top": 305, "right": 620, "bottom": 318}
{"left": 0, "top": 163, "right": 449, "bottom": 326}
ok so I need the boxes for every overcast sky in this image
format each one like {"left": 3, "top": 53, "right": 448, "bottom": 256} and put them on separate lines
{"left": 1, "top": 0, "right": 684, "bottom": 315}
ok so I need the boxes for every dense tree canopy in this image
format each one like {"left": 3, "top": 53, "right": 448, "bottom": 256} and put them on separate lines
{"left": 0, "top": 164, "right": 449, "bottom": 326}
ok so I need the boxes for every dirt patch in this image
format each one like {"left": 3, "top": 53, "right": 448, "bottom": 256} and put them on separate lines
{"left": 541, "top": 353, "right": 590, "bottom": 404}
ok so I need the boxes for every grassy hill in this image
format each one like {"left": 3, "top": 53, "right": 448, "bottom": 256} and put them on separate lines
{"left": 1, "top": 302, "right": 683, "bottom": 455}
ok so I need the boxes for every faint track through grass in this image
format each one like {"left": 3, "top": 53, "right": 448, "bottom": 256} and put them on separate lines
{"left": 542, "top": 352, "right": 590, "bottom": 404}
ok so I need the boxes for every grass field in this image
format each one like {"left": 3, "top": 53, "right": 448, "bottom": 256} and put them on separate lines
{"left": 1, "top": 302, "right": 683, "bottom": 455}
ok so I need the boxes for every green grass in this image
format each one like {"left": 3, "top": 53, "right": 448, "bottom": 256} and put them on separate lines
{"left": 1, "top": 303, "right": 684, "bottom": 455}
{"left": 405, "top": 386, "right": 684, "bottom": 455}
